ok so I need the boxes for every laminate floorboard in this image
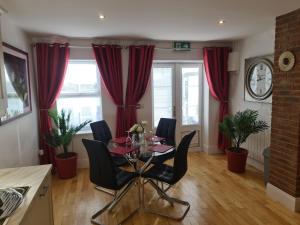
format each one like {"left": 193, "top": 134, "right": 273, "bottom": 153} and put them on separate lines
{"left": 52, "top": 152, "right": 300, "bottom": 225}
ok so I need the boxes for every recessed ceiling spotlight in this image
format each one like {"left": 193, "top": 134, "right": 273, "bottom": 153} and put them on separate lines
{"left": 218, "top": 19, "right": 225, "bottom": 25}
{"left": 99, "top": 14, "right": 106, "bottom": 20}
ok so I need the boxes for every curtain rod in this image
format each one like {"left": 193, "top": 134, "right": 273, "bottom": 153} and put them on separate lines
{"left": 32, "top": 44, "right": 202, "bottom": 51}
{"left": 69, "top": 45, "right": 202, "bottom": 51}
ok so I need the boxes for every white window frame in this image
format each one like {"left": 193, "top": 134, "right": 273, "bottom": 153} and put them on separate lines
{"left": 57, "top": 59, "right": 102, "bottom": 133}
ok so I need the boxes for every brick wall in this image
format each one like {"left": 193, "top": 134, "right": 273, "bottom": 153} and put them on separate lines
{"left": 270, "top": 8, "right": 300, "bottom": 197}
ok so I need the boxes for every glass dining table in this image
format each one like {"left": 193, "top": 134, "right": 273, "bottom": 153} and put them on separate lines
{"left": 90, "top": 134, "right": 176, "bottom": 224}
{"left": 109, "top": 135, "right": 174, "bottom": 173}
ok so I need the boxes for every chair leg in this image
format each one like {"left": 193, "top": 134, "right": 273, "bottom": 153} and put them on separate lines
{"left": 108, "top": 179, "right": 137, "bottom": 211}
{"left": 91, "top": 178, "right": 139, "bottom": 225}
{"left": 143, "top": 179, "right": 149, "bottom": 185}
{"left": 138, "top": 177, "right": 142, "bottom": 206}
{"left": 145, "top": 180, "right": 171, "bottom": 199}
{"left": 142, "top": 178, "right": 145, "bottom": 209}
{"left": 148, "top": 180, "right": 174, "bottom": 206}
{"left": 142, "top": 178, "right": 190, "bottom": 221}
{"left": 95, "top": 186, "right": 116, "bottom": 196}
{"left": 91, "top": 198, "right": 114, "bottom": 225}
{"left": 144, "top": 179, "right": 173, "bottom": 192}
{"left": 162, "top": 183, "right": 172, "bottom": 192}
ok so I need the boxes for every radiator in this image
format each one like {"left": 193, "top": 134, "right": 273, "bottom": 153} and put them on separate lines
{"left": 242, "top": 129, "right": 271, "bottom": 163}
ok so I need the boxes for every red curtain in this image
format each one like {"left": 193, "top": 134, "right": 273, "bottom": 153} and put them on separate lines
{"left": 36, "top": 43, "right": 70, "bottom": 164}
{"left": 203, "top": 47, "right": 231, "bottom": 151}
{"left": 125, "top": 45, "right": 155, "bottom": 130}
{"left": 92, "top": 44, "right": 125, "bottom": 137}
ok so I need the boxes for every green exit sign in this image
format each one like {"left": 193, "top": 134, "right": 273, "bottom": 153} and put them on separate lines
{"left": 173, "top": 41, "right": 191, "bottom": 51}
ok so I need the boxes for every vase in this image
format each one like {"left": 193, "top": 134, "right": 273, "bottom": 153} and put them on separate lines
{"left": 139, "top": 133, "right": 145, "bottom": 144}
{"left": 55, "top": 152, "right": 77, "bottom": 179}
{"left": 226, "top": 148, "right": 248, "bottom": 173}
{"left": 131, "top": 133, "right": 139, "bottom": 146}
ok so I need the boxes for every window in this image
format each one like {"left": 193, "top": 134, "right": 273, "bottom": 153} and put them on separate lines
{"left": 57, "top": 60, "right": 102, "bottom": 131}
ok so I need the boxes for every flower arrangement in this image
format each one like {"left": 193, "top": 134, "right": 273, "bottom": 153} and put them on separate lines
{"left": 129, "top": 121, "right": 147, "bottom": 134}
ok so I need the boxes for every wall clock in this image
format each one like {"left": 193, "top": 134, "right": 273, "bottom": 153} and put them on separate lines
{"left": 245, "top": 56, "right": 273, "bottom": 103}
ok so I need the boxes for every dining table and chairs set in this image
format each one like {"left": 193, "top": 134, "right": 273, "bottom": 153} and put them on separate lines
{"left": 82, "top": 118, "right": 195, "bottom": 225}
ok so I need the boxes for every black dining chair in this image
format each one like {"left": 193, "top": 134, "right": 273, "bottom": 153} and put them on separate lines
{"left": 141, "top": 131, "right": 196, "bottom": 220}
{"left": 156, "top": 118, "right": 176, "bottom": 146}
{"left": 90, "top": 120, "right": 112, "bottom": 145}
{"left": 82, "top": 139, "right": 139, "bottom": 225}
{"left": 139, "top": 118, "right": 176, "bottom": 165}
{"left": 90, "top": 120, "right": 128, "bottom": 167}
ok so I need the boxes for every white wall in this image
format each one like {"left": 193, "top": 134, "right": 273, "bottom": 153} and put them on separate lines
{"left": 0, "top": 16, "right": 273, "bottom": 169}
{"left": 60, "top": 38, "right": 231, "bottom": 167}
{"left": 0, "top": 14, "right": 39, "bottom": 168}
{"left": 202, "top": 76, "right": 221, "bottom": 154}
{"left": 230, "top": 28, "right": 275, "bottom": 170}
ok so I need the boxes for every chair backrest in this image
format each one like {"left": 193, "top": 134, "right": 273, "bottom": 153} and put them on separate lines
{"left": 90, "top": 120, "right": 112, "bottom": 145}
{"left": 82, "top": 139, "right": 118, "bottom": 190}
{"left": 156, "top": 118, "right": 176, "bottom": 146}
{"left": 172, "top": 131, "right": 196, "bottom": 184}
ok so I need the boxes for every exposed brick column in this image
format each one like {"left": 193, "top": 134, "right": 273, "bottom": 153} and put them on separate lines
{"left": 269, "top": 8, "right": 300, "bottom": 209}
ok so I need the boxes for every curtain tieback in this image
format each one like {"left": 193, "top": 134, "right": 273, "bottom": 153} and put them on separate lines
{"left": 125, "top": 104, "right": 141, "bottom": 109}
{"left": 39, "top": 108, "right": 50, "bottom": 111}
{"left": 116, "top": 105, "right": 125, "bottom": 108}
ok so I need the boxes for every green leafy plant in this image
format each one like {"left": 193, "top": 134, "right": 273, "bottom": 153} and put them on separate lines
{"left": 45, "top": 109, "right": 91, "bottom": 156}
{"left": 219, "top": 109, "right": 269, "bottom": 152}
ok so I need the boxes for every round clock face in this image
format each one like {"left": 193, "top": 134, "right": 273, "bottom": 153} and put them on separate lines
{"left": 246, "top": 60, "right": 273, "bottom": 100}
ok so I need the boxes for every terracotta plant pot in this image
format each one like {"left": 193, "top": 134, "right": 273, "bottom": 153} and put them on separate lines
{"left": 226, "top": 148, "right": 248, "bottom": 173}
{"left": 55, "top": 152, "right": 77, "bottom": 179}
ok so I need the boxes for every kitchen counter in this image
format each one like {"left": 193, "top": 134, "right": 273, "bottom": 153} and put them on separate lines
{"left": 0, "top": 165, "right": 53, "bottom": 225}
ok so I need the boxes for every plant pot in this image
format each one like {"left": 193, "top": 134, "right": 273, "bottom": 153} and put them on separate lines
{"left": 226, "top": 148, "right": 248, "bottom": 173}
{"left": 55, "top": 152, "right": 77, "bottom": 179}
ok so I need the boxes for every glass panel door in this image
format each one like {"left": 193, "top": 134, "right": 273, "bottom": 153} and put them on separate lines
{"left": 181, "top": 67, "right": 200, "bottom": 125}
{"left": 152, "top": 64, "right": 174, "bottom": 127}
{"left": 152, "top": 62, "right": 202, "bottom": 148}
{"left": 176, "top": 63, "right": 202, "bottom": 147}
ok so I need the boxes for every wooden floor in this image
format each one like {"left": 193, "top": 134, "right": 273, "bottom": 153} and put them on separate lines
{"left": 52, "top": 152, "right": 300, "bottom": 225}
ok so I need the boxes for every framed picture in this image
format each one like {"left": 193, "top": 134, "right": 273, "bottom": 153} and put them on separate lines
{"left": 0, "top": 42, "right": 31, "bottom": 124}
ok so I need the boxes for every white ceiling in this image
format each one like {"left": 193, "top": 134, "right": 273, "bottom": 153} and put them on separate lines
{"left": 0, "top": 0, "right": 299, "bottom": 41}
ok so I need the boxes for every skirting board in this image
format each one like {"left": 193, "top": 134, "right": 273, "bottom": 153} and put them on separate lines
{"left": 266, "top": 183, "right": 300, "bottom": 212}
{"left": 78, "top": 158, "right": 89, "bottom": 168}
{"left": 246, "top": 157, "right": 264, "bottom": 171}
{"left": 203, "top": 144, "right": 223, "bottom": 154}
{"left": 189, "top": 146, "right": 201, "bottom": 152}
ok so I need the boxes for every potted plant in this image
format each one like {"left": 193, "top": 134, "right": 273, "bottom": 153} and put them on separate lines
{"left": 219, "top": 109, "right": 268, "bottom": 173}
{"left": 45, "top": 109, "right": 91, "bottom": 179}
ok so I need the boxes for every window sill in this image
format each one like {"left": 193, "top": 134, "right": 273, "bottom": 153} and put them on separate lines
{"left": 76, "top": 130, "right": 93, "bottom": 135}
